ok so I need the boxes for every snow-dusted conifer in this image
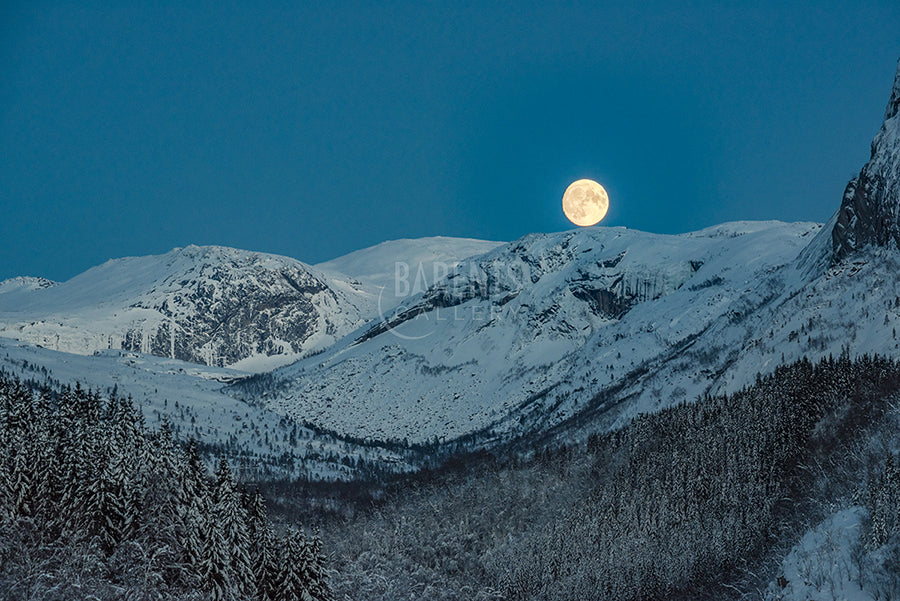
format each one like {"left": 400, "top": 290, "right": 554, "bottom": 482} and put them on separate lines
{"left": 274, "top": 527, "right": 312, "bottom": 601}
{"left": 205, "top": 457, "right": 253, "bottom": 600}
{"left": 247, "top": 489, "right": 278, "bottom": 601}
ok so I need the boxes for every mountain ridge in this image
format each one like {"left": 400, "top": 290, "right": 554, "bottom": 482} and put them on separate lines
{"left": 255, "top": 220, "right": 824, "bottom": 444}
{"left": 0, "top": 244, "right": 374, "bottom": 371}
{"left": 0, "top": 238, "right": 502, "bottom": 371}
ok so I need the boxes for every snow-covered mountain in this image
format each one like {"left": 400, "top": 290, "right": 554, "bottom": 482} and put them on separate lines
{"left": 833, "top": 57, "right": 900, "bottom": 262}
{"left": 0, "top": 245, "right": 376, "bottom": 371}
{"left": 0, "top": 239, "right": 500, "bottom": 372}
{"left": 254, "top": 221, "right": 822, "bottom": 443}
{"left": 5, "top": 60, "right": 899, "bottom": 475}
{"left": 0, "top": 276, "right": 57, "bottom": 294}
{"left": 251, "top": 60, "right": 900, "bottom": 448}
{"left": 315, "top": 236, "right": 502, "bottom": 308}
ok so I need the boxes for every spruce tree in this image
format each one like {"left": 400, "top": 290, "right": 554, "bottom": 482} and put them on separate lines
{"left": 200, "top": 500, "right": 234, "bottom": 601}
{"left": 274, "top": 527, "right": 312, "bottom": 601}
{"left": 306, "top": 530, "right": 333, "bottom": 601}
{"left": 215, "top": 457, "right": 253, "bottom": 598}
{"left": 179, "top": 438, "right": 211, "bottom": 583}
{"left": 247, "top": 489, "right": 278, "bottom": 601}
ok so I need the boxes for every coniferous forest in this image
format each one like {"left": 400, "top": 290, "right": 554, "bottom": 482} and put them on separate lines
{"left": 319, "top": 354, "right": 900, "bottom": 600}
{"left": 0, "top": 376, "right": 332, "bottom": 601}
{"left": 2, "top": 355, "right": 899, "bottom": 599}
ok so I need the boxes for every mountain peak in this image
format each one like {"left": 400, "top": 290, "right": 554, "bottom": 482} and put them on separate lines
{"left": 832, "top": 58, "right": 900, "bottom": 262}
{"left": 0, "top": 276, "right": 57, "bottom": 295}
{"left": 884, "top": 57, "right": 900, "bottom": 122}
{"left": 170, "top": 244, "right": 276, "bottom": 261}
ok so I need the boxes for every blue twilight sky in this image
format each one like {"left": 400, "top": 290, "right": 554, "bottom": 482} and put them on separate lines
{"left": 2, "top": 1, "right": 900, "bottom": 282}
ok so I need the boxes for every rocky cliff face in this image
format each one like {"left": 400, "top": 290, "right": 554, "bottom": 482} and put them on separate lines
{"left": 832, "top": 59, "right": 900, "bottom": 262}
{"left": 117, "top": 246, "right": 369, "bottom": 367}
{"left": 0, "top": 245, "right": 377, "bottom": 370}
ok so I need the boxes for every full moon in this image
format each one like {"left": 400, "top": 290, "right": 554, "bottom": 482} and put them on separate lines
{"left": 562, "top": 179, "right": 609, "bottom": 226}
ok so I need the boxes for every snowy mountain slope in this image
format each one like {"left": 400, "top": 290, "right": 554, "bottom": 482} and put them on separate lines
{"left": 0, "top": 245, "right": 377, "bottom": 371}
{"left": 236, "top": 58, "right": 900, "bottom": 450}
{"left": 315, "top": 236, "right": 503, "bottom": 309}
{"left": 763, "top": 508, "right": 876, "bottom": 601}
{"left": 762, "top": 403, "right": 900, "bottom": 601}
{"left": 551, "top": 247, "right": 900, "bottom": 443}
{"left": 0, "top": 238, "right": 501, "bottom": 372}
{"left": 0, "top": 337, "right": 416, "bottom": 480}
{"left": 0, "top": 276, "right": 57, "bottom": 294}
{"left": 254, "top": 221, "right": 822, "bottom": 444}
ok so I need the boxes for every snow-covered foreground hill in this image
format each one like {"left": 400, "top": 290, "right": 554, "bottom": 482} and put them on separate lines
{"left": 0, "top": 338, "right": 417, "bottom": 480}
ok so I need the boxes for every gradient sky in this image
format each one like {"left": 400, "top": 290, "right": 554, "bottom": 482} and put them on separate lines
{"left": 2, "top": 1, "right": 900, "bottom": 282}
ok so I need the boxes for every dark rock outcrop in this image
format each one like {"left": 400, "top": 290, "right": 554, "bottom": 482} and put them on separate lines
{"left": 118, "top": 246, "right": 363, "bottom": 367}
{"left": 832, "top": 59, "right": 900, "bottom": 262}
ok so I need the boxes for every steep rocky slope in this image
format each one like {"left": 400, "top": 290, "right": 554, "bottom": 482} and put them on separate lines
{"left": 0, "top": 238, "right": 499, "bottom": 371}
{"left": 833, "top": 58, "right": 900, "bottom": 261}
{"left": 0, "top": 245, "right": 374, "bottom": 370}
